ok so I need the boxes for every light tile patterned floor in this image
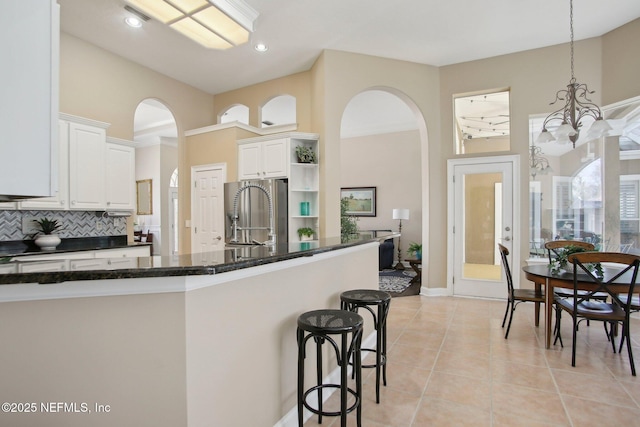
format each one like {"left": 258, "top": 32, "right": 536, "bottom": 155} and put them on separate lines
{"left": 303, "top": 295, "right": 640, "bottom": 426}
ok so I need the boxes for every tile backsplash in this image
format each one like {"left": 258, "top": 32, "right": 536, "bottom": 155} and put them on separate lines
{"left": 0, "top": 210, "right": 127, "bottom": 241}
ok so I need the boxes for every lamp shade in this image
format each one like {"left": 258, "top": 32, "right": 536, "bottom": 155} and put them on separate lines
{"left": 392, "top": 208, "right": 410, "bottom": 221}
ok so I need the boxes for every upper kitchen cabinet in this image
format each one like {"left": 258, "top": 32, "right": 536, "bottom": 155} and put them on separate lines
{"left": 68, "top": 117, "right": 109, "bottom": 210}
{"left": 237, "top": 138, "right": 289, "bottom": 180}
{"left": 106, "top": 138, "right": 136, "bottom": 212}
{"left": 20, "top": 119, "right": 70, "bottom": 210}
{"left": 0, "top": 0, "right": 59, "bottom": 200}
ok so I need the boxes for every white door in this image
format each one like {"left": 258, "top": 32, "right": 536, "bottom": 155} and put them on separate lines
{"left": 191, "top": 164, "right": 225, "bottom": 254}
{"left": 448, "top": 156, "right": 520, "bottom": 298}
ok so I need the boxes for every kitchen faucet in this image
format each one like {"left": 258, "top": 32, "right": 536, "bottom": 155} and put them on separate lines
{"left": 230, "top": 183, "right": 275, "bottom": 247}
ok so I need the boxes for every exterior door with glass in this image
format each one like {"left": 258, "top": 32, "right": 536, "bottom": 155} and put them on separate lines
{"left": 449, "top": 156, "right": 519, "bottom": 298}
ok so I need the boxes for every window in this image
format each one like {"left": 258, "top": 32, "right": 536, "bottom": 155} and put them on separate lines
{"left": 454, "top": 90, "right": 510, "bottom": 155}
{"left": 528, "top": 97, "right": 640, "bottom": 257}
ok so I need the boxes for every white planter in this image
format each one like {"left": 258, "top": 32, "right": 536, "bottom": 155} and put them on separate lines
{"left": 300, "top": 235, "right": 314, "bottom": 241}
{"left": 35, "top": 234, "right": 61, "bottom": 251}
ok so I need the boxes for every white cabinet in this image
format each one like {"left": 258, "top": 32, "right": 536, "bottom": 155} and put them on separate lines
{"left": 237, "top": 138, "right": 288, "bottom": 180}
{"left": 95, "top": 246, "right": 150, "bottom": 258}
{"left": 20, "top": 119, "right": 70, "bottom": 210}
{"left": 0, "top": 0, "right": 59, "bottom": 200}
{"left": 69, "top": 121, "right": 108, "bottom": 210}
{"left": 20, "top": 117, "right": 133, "bottom": 213}
{"left": 106, "top": 141, "right": 136, "bottom": 211}
{"left": 19, "top": 260, "right": 67, "bottom": 273}
{"left": 237, "top": 133, "right": 320, "bottom": 243}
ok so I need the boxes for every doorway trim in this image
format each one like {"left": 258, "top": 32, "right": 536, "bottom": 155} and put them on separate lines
{"left": 446, "top": 155, "right": 521, "bottom": 297}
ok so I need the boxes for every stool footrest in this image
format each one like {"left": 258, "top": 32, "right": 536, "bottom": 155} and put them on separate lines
{"left": 302, "top": 384, "right": 360, "bottom": 417}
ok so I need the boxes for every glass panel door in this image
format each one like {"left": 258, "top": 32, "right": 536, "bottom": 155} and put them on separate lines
{"left": 452, "top": 159, "right": 515, "bottom": 298}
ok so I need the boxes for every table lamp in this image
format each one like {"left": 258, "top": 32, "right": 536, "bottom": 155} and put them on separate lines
{"left": 393, "top": 208, "right": 409, "bottom": 270}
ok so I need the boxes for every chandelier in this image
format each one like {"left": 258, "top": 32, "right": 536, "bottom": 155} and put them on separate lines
{"left": 536, "top": 0, "right": 611, "bottom": 148}
{"left": 529, "top": 144, "right": 551, "bottom": 179}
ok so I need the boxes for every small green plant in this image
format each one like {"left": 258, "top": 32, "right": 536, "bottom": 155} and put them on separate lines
{"left": 407, "top": 242, "right": 422, "bottom": 257}
{"left": 550, "top": 244, "right": 602, "bottom": 276}
{"left": 295, "top": 145, "right": 317, "bottom": 163}
{"left": 32, "top": 218, "right": 63, "bottom": 236}
{"left": 297, "top": 227, "right": 315, "bottom": 239}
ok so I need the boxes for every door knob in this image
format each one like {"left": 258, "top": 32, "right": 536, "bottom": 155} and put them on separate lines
{"left": 505, "top": 226, "right": 511, "bottom": 231}
{"left": 216, "top": 236, "right": 222, "bottom": 240}
{"left": 504, "top": 236, "right": 511, "bottom": 241}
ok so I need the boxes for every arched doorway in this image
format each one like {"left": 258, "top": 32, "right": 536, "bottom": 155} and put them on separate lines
{"left": 132, "top": 98, "right": 178, "bottom": 256}
{"left": 340, "top": 88, "right": 424, "bottom": 271}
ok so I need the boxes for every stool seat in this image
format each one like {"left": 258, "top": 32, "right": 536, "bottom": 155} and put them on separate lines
{"left": 340, "top": 289, "right": 391, "bottom": 404}
{"left": 297, "top": 309, "right": 364, "bottom": 334}
{"left": 297, "top": 309, "right": 363, "bottom": 427}
{"left": 340, "top": 289, "right": 392, "bottom": 305}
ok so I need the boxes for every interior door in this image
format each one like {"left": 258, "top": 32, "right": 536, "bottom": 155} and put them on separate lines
{"left": 449, "top": 156, "right": 519, "bottom": 298}
{"left": 191, "top": 165, "right": 225, "bottom": 254}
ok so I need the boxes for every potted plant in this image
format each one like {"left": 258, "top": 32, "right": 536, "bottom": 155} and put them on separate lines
{"left": 295, "top": 145, "right": 317, "bottom": 164}
{"left": 297, "top": 227, "right": 315, "bottom": 241}
{"left": 31, "top": 217, "right": 63, "bottom": 251}
{"left": 407, "top": 242, "right": 422, "bottom": 260}
{"left": 549, "top": 244, "right": 602, "bottom": 276}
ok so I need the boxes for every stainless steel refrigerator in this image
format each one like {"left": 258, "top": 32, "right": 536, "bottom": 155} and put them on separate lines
{"left": 224, "top": 179, "right": 288, "bottom": 245}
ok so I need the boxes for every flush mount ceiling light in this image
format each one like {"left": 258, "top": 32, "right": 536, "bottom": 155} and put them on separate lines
{"left": 537, "top": 0, "right": 611, "bottom": 148}
{"left": 124, "top": 0, "right": 259, "bottom": 50}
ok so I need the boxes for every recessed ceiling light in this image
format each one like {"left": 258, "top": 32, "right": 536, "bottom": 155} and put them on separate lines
{"left": 254, "top": 43, "right": 268, "bottom": 52}
{"left": 125, "top": 16, "right": 143, "bottom": 28}
{"left": 124, "top": 5, "right": 149, "bottom": 28}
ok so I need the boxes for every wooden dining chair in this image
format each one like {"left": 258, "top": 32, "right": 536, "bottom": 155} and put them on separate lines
{"left": 499, "top": 244, "right": 545, "bottom": 339}
{"left": 555, "top": 252, "right": 640, "bottom": 376}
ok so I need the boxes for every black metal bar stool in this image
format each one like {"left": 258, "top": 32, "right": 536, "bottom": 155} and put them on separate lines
{"left": 297, "top": 309, "right": 363, "bottom": 427}
{"left": 340, "top": 289, "right": 391, "bottom": 403}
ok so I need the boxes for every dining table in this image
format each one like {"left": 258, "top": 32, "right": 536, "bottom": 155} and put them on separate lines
{"left": 522, "top": 263, "right": 640, "bottom": 349}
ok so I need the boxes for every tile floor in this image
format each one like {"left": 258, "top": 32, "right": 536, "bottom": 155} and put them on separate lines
{"left": 303, "top": 295, "right": 640, "bottom": 426}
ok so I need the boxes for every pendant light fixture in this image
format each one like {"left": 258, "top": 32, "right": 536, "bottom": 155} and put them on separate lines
{"left": 537, "top": 0, "right": 611, "bottom": 148}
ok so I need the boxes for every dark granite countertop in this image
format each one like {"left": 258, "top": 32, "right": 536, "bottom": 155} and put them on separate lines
{"left": 0, "top": 235, "right": 150, "bottom": 258}
{"left": 0, "top": 233, "right": 396, "bottom": 285}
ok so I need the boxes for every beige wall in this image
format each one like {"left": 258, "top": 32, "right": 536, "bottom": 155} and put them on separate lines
{"left": 317, "top": 50, "right": 441, "bottom": 284}
{"left": 213, "top": 71, "right": 312, "bottom": 130}
{"left": 439, "top": 36, "right": 603, "bottom": 286}
{"left": 602, "top": 18, "right": 640, "bottom": 105}
{"left": 60, "top": 33, "right": 215, "bottom": 140}
{"left": 182, "top": 126, "right": 257, "bottom": 252}
{"left": 340, "top": 130, "right": 422, "bottom": 258}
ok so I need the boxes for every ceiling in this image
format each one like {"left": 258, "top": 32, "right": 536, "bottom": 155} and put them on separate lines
{"left": 59, "top": 0, "right": 640, "bottom": 96}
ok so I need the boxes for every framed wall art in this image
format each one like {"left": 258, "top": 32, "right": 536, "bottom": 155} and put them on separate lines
{"left": 340, "top": 187, "right": 377, "bottom": 217}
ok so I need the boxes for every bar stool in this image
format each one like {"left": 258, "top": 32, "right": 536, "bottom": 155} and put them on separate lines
{"left": 297, "top": 309, "right": 363, "bottom": 427}
{"left": 340, "top": 289, "right": 391, "bottom": 403}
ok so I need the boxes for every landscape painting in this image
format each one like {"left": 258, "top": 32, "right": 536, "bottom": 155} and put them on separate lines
{"left": 341, "top": 187, "right": 376, "bottom": 216}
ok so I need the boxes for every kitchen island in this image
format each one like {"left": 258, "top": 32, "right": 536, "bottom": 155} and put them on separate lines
{"left": 0, "top": 234, "right": 391, "bottom": 427}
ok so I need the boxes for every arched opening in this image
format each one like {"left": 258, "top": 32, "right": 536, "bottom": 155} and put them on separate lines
{"left": 260, "top": 94, "right": 296, "bottom": 127}
{"left": 219, "top": 104, "right": 249, "bottom": 125}
{"left": 340, "top": 88, "right": 424, "bottom": 277}
{"left": 132, "top": 98, "right": 178, "bottom": 256}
